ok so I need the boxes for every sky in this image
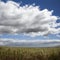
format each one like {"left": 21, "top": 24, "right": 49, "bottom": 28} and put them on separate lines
{"left": 0, "top": 0, "right": 60, "bottom": 47}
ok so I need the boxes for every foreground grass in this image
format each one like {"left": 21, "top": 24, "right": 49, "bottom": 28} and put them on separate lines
{"left": 0, "top": 47, "right": 60, "bottom": 60}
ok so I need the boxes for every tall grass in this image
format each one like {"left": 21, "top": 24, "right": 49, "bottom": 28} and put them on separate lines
{"left": 0, "top": 47, "right": 60, "bottom": 60}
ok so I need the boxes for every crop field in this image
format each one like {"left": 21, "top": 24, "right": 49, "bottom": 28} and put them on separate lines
{"left": 0, "top": 47, "right": 60, "bottom": 60}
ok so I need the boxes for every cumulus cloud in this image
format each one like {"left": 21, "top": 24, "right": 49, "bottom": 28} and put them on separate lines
{"left": 0, "top": 38, "right": 60, "bottom": 47}
{"left": 0, "top": 1, "right": 60, "bottom": 36}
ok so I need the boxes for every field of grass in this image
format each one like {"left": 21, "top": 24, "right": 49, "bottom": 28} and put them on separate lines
{"left": 0, "top": 47, "right": 60, "bottom": 60}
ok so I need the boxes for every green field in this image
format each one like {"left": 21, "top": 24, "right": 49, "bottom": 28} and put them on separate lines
{"left": 0, "top": 47, "right": 60, "bottom": 60}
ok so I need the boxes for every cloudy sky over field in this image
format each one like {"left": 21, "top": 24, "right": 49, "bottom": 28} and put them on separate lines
{"left": 0, "top": 0, "right": 60, "bottom": 47}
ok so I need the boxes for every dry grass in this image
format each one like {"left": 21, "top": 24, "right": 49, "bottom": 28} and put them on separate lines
{"left": 0, "top": 47, "right": 60, "bottom": 60}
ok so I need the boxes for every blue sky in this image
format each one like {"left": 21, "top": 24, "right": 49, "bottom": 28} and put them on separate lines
{"left": 2, "top": 0, "right": 60, "bottom": 16}
{"left": 0, "top": 0, "right": 60, "bottom": 47}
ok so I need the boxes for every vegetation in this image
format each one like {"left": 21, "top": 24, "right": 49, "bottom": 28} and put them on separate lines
{"left": 0, "top": 46, "right": 60, "bottom": 60}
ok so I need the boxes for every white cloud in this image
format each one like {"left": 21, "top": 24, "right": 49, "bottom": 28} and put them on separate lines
{"left": 0, "top": 38, "right": 60, "bottom": 47}
{"left": 0, "top": 1, "right": 60, "bottom": 36}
